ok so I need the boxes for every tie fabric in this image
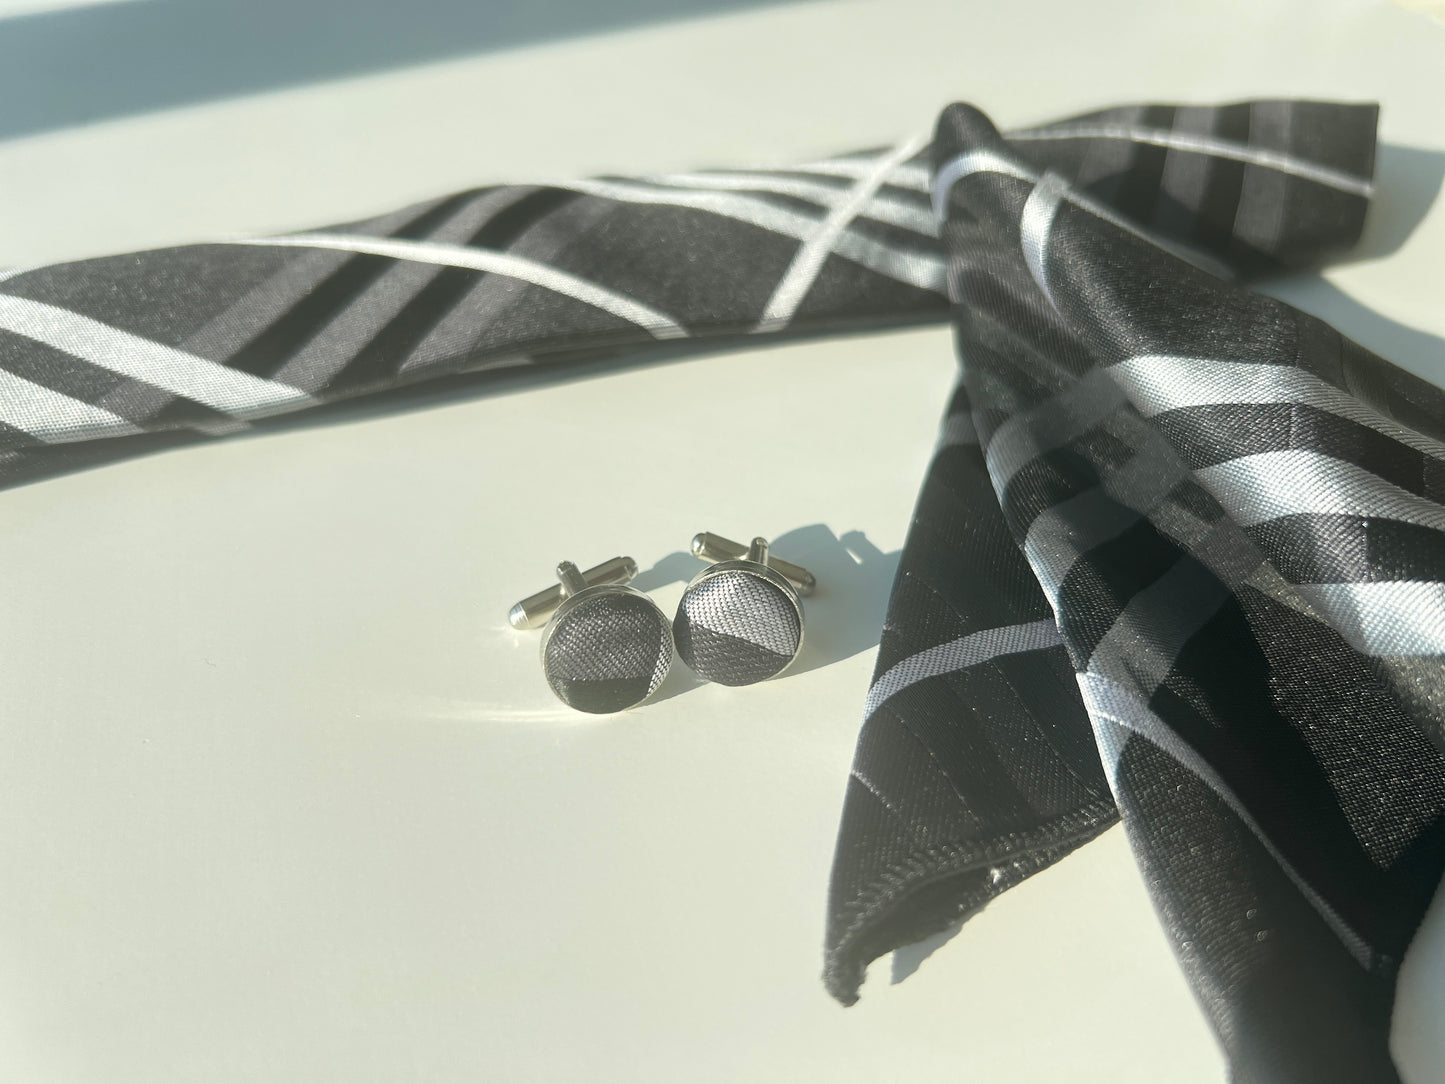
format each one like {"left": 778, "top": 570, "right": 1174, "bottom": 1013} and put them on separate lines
{"left": 2, "top": 100, "right": 1441, "bottom": 1083}
{"left": 0, "top": 139, "right": 946, "bottom": 488}
{"left": 827, "top": 102, "right": 1445, "bottom": 1084}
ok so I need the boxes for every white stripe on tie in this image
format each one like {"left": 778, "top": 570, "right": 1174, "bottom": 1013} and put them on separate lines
{"left": 0, "top": 294, "right": 315, "bottom": 418}
{"left": 0, "top": 367, "right": 142, "bottom": 442}
{"left": 864, "top": 619, "right": 1063, "bottom": 720}
{"left": 224, "top": 233, "right": 690, "bottom": 341}
{"left": 1007, "top": 124, "right": 1375, "bottom": 196}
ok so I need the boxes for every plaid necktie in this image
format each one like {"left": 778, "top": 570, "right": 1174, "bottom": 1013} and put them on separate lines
{"left": 2, "top": 99, "right": 1440, "bottom": 1083}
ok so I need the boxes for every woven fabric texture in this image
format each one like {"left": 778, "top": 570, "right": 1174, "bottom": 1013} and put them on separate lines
{"left": 675, "top": 570, "right": 803, "bottom": 685}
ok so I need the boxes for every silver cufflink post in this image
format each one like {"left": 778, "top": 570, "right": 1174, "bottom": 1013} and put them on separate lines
{"left": 508, "top": 556, "right": 640, "bottom": 630}
{"left": 691, "top": 532, "right": 815, "bottom": 596}
{"left": 508, "top": 557, "right": 673, "bottom": 714}
{"left": 674, "top": 533, "right": 815, "bottom": 686}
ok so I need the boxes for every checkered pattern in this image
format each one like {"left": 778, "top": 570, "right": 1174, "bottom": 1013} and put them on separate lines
{"left": 826, "top": 102, "right": 1445, "bottom": 1084}
{"left": 2, "top": 100, "right": 1441, "bottom": 1082}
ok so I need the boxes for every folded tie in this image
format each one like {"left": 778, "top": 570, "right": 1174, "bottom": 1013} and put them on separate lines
{"left": 828, "top": 101, "right": 1444, "bottom": 1084}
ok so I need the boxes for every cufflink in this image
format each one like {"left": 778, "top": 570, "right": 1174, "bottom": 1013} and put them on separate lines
{"left": 509, "top": 558, "right": 673, "bottom": 714}
{"left": 673, "top": 533, "right": 815, "bottom": 686}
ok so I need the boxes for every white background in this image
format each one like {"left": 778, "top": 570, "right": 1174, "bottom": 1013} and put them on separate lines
{"left": 0, "top": 0, "right": 1442, "bottom": 1080}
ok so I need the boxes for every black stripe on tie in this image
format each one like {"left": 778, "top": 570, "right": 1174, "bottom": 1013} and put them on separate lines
{"left": 1247, "top": 514, "right": 1445, "bottom": 584}
{"left": 1156, "top": 586, "right": 1445, "bottom": 952}
{"left": 1155, "top": 401, "right": 1445, "bottom": 504}
{"left": 1192, "top": 102, "right": 1251, "bottom": 256}
{"left": 1053, "top": 515, "right": 1186, "bottom": 658}
{"left": 0, "top": 328, "right": 129, "bottom": 402}
{"left": 1112, "top": 104, "right": 1178, "bottom": 227}
{"left": 324, "top": 187, "right": 581, "bottom": 394}
{"left": 221, "top": 189, "right": 485, "bottom": 378}
{"left": 0, "top": 418, "right": 43, "bottom": 451}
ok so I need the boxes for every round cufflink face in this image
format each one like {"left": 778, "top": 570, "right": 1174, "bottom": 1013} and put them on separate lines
{"left": 540, "top": 587, "right": 673, "bottom": 714}
{"left": 674, "top": 564, "right": 803, "bottom": 686}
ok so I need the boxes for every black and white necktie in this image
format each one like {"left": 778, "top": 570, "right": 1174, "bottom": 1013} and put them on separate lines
{"left": 1, "top": 99, "right": 1440, "bottom": 1084}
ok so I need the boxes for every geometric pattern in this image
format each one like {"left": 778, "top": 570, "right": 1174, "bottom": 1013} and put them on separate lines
{"left": 674, "top": 569, "right": 803, "bottom": 685}
{"left": 825, "top": 101, "right": 1445, "bottom": 1084}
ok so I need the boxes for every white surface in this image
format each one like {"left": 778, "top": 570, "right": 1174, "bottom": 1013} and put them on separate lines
{"left": 0, "top": 1, "right": 1441, "bottom": 1081}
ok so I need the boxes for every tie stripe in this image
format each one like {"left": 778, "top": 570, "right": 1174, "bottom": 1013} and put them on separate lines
{"left": 0, "top": 294, "right": 315, "bottom": 423}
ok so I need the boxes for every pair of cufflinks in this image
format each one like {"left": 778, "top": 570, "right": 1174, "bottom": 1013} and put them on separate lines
{"left": 507, "top": 533, "right": 816, "bottom": 714}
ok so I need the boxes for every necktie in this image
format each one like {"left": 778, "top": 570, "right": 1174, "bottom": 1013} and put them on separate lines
{"left": 1, "top": 99, "right": 1440, "bottom": 1084}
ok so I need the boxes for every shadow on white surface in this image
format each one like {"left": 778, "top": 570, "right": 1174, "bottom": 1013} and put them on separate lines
{"left": 890, "top": 914, "right": 969, "bottom": 985}
{"left": 1395, "top": 875, "right": 1445, "bottom": 1084}
{"left": 786, "top": 527, "right": 900, "bottom": 677}
{"left": 1353, "top": 145, "right": 1445, "bottom": 263}
{"left": 0, "top": 0, "right": 812, "bottom": 142}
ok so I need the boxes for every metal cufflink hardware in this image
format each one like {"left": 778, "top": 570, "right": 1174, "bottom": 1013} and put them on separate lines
{"left": 674, "top": 533, "right": 816, "bottom": 686}
{"left": 508, "top": 557, "right": 674, "bottom": 715}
